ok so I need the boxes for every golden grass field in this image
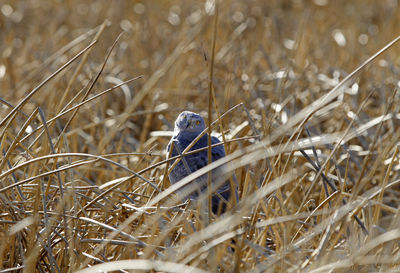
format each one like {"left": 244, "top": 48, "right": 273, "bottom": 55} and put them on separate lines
{"left": 1, "top": 0, "right": 400, "bottom": 272}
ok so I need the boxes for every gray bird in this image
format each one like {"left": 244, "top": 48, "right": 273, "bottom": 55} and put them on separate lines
{"left": 167, "top": 111, "right": 236, "bottom": 213}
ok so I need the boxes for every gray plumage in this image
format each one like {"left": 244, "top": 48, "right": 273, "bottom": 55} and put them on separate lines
{"left": 167, "top": 111, "right": 234, "bottom": 213}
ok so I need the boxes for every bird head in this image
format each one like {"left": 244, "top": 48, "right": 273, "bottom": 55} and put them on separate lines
{"left": 174, "top": 111, "right": 206, "bottom": 134}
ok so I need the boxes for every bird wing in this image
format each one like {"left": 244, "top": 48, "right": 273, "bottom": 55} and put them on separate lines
{"left": 211, "top": 135, "right": 226, "bottom": 161}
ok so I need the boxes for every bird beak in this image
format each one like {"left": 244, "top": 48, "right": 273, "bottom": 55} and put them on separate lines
{"left": 186, "top": 119, "right": 192, "bottom": 129}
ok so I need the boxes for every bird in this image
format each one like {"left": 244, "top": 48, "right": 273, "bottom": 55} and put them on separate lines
{"left": 166, "top": 111, "right": 235, "bottom": 214}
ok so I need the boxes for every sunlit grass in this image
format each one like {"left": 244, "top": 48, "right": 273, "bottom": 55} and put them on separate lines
{"left": 1, "top": 1, "right": 400, "bottom": 272}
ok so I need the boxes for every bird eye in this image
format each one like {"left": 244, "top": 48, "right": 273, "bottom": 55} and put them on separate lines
{"left": 183, "top": 114, "right": 187, "bottom": 119}
{"left": 195, "top": 120, "right": 200, "bottom": 125}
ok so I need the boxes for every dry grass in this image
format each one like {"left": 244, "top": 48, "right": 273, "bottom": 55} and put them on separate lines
{"left": 1, "top": 0, "right": 400, "bottom": 272}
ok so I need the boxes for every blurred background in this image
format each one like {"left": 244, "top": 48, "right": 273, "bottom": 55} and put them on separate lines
{"left": 1, "top": 0, "right": 400, "bottom": 155}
